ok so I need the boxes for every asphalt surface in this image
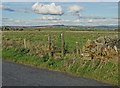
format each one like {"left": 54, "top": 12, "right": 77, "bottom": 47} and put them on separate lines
{"left": 2, "top": 60, "right": 112, "bottom": 86}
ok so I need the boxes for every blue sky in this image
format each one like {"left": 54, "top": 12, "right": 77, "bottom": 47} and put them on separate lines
{"left": 1, "top": 2, "right": 118, "bottom": 26}
{"left": 2, "top": 0, "right": 119, "bottom": 2}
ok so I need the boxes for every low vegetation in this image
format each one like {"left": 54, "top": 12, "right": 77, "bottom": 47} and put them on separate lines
{"left": 2, "top": 27, "right": 119, "bottom": 85}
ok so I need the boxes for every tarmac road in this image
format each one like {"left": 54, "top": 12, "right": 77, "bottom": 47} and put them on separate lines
{"left": 2, "top": 60, "right": 112, "bottom": 86}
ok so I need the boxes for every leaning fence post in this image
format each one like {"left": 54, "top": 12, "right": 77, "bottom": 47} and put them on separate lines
{"left": 61, "top": 32, "right": 65, "bottom": 57}
{"left": 23, "top": 39, "right": 27, "bottom": 48}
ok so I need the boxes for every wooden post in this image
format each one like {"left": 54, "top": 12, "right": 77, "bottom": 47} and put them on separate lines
{"left": 61, "top": 33, "right": 65, "bottom": 57}
{"left": 27, "top": 40, "right": 29, "bottom": 49}
{"left": 48, "top": 34, "right": 52, "bottom": 58}
{"left": 23, "top": 39, "right": 27, "bottom": 48}
{"left": 76, "top": 42, "right": 79, "bottom": 57}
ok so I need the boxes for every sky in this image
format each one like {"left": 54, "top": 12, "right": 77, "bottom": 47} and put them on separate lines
{"left": 1, "top": 0, "right": 119, "bottom": 2}
{"left": 1, "top": 2, "right": 118, "bottom": 26}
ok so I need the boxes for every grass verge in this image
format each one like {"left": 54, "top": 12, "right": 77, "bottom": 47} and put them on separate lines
{"left": 2, "top": 47, "right": 118, "bottom": 86}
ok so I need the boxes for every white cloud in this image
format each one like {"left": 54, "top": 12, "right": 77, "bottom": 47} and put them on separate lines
{"left": 73, "top": 19, "right": 80, "bottom": 22}
{"left": 79, "top": 15, "right": 106, "bottom": 19}
{"left": 32, "top": 2, "right": 63, "bottom": 15}
{"left": 3, "top": 0, "right": 119, "bottom": 2}
{"left": 40, "top": 16, "right": 61, "bottom": 20}
{"left": 68, "top": 5, "right": 83, "bottom": 13}
{"left": 0, "top": 5, "right": 3, "bottom": 9}
{"left": 87, "top": 19, "right": 93, "bottom": 23}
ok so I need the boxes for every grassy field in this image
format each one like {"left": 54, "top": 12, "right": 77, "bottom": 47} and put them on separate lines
{"left": 2, "top": 28, "right": 119, "bottom": 85}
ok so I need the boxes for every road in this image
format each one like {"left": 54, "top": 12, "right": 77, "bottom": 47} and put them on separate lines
{"left": 2, "top": 60, "right": 112, "bottom": 86}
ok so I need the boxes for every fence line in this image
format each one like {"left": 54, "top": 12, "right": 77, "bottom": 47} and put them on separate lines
{"left": 3, "top": 33, "right": 118, "bottom": 63}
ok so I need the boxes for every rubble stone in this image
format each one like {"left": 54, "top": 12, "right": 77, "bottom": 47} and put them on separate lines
{"left": 82, "top": 35, "right": 119, "bottom": 60}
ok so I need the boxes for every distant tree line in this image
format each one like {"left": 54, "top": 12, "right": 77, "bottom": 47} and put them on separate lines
{"left": 1, "top": 26, "right": 24, "bottom": 31}
{"left": 1, "top": 26, "right": 118, "bottom": 31}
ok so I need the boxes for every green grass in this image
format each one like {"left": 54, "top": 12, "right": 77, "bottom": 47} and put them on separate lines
{"left": 2, "top": 30, "right": 119, "bottom": 85}
{"left": 2, "top": 47, "right": 118, "bottom": 85}
{"left": 3, "top": 31, "right": 118, "bottom": 51}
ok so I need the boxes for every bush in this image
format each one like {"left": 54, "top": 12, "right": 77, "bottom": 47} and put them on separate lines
{"left": 42, "top": 54, "right": 49, "bottom": 62}
{"left": 15, "top": 48, "right": 30, "bottom": 54}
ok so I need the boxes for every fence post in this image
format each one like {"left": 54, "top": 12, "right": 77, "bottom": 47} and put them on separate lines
{"left": 48, "top": 34, "right": 52, "bottom": 58}
{"left": 27, "top": 40, "right": 29, "bottom": 49}
{"left": 61, "top": 32, "right": 65, "bottom": 57}
{"left": 76, "top": 42, "right": 80, "bottom": 57}
{"left": 23, "top": 39, "right": 27, "bottom": 48}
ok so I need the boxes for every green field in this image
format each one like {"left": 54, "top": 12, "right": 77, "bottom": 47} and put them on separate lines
{"left": 2, "top": 28, "right": 119, "bottom": 85}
